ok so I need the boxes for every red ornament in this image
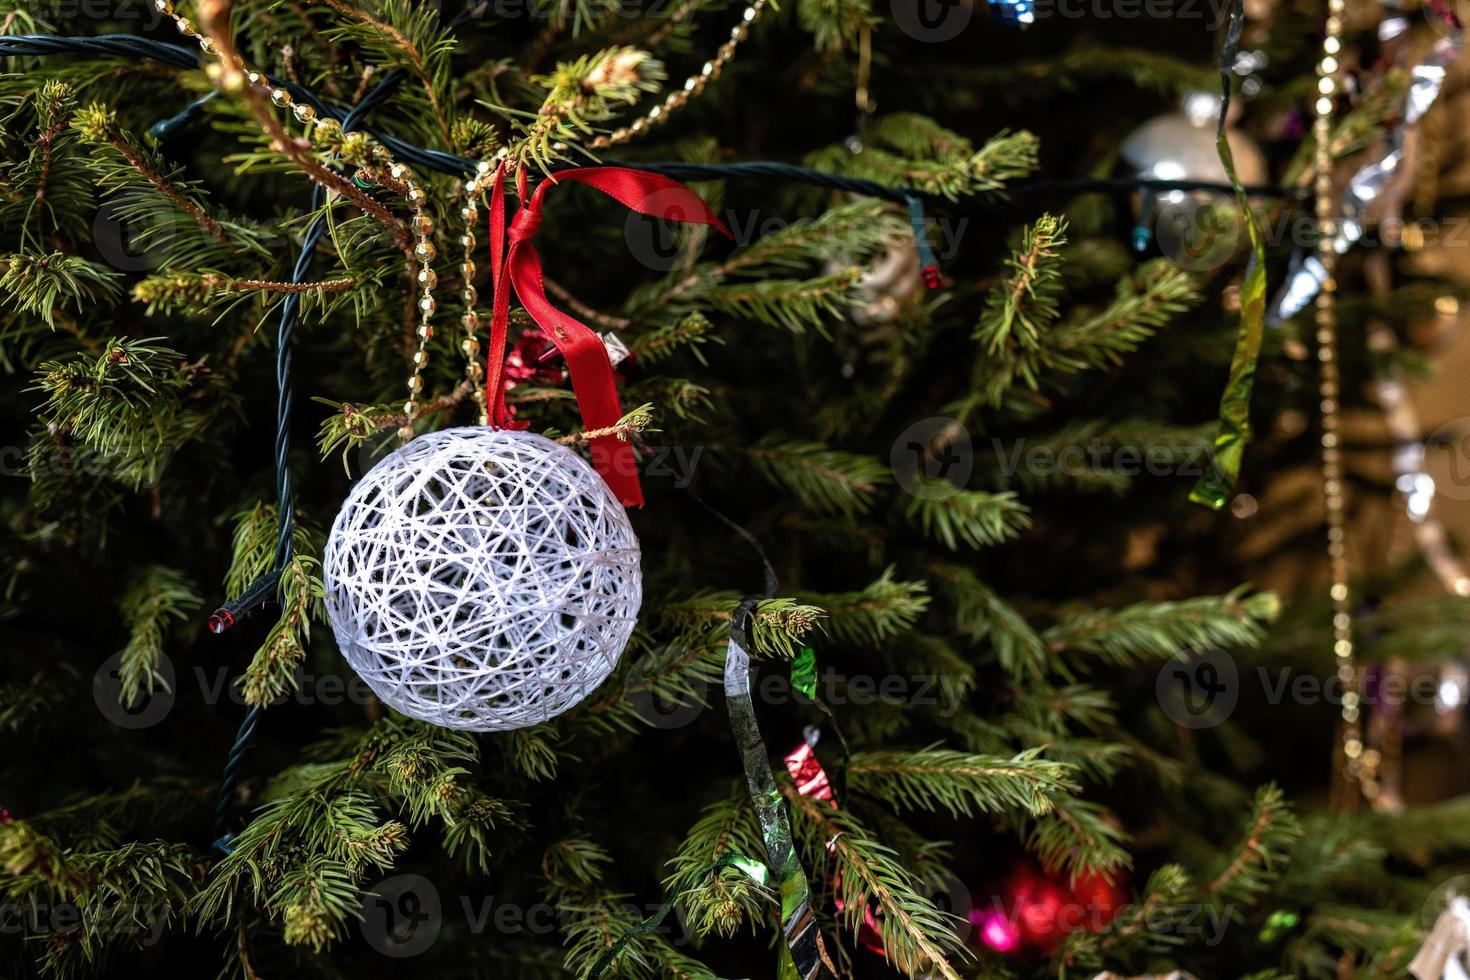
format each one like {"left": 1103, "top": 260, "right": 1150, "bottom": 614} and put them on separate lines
{"left": 514, "top": 329, "right": 635, "bottom": 384}
{"left": 973, "top": 861, "right": 1127, "bottom": 956}
{"left": 1069, "top": 869, "right": 1126, "bottom": 926}
{"left": 504, "top": 328, "right": 568, "bottom": 388}
{"left": 783, "top": 738, "right": 886, "bottom": 957}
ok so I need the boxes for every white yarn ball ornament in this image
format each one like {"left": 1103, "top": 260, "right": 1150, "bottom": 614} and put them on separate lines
{"left": 323, "top": 427, "right": 641, "bottom": 731}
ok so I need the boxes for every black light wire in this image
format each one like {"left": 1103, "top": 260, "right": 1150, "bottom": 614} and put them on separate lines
{"left": 0, "top": 33, "right": 1302, "bottom": 207}
{"left": 207, "top": 68, "right": 408, "bottom": 853}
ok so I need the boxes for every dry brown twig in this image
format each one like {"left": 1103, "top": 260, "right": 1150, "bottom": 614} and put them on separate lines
{"left": 195, "top": 0, "right": 411, "bottom": 251}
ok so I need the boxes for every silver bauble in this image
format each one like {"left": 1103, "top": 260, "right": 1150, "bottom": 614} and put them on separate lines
{"left": 823, "top": 235, "right": 929, "bottom": 376}
{"left": 1121, "top": 91, "right": 1268, "bottom": 266}
{"left": 827, "top": 237, "right": 927, "bottom": 329}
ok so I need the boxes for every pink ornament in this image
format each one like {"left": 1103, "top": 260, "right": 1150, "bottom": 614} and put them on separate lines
{"left": 975, "top": 911, "right": 1019, "bottom": 953}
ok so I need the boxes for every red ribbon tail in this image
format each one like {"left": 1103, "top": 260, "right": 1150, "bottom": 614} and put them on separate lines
{"left": 508, "top": 241, "right": 644, "bottom": 508}
{"left": 484, "top": 164, "right": 516, "bottom": 428}
{"left": 481, "top": 165, "right": 728, "bottom": 507}
{"left": 530, "top": 166, "right": 731, "bottom": 238}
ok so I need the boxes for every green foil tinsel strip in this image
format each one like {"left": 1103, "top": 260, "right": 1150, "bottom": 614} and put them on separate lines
{"left": 727, "top": 601, "right": 840, "bottom": 980}
{"left": 1190, "top": 0, "right": 1269, "bottom": 510}
{"left": 791, "top": 646, "right": 819, "bottom": 701}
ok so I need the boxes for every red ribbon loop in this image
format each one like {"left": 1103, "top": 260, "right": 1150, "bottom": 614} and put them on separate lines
{"left": 484, "top": 164, "right": 729, "bottom": 508}
{"left": 509, "top": 207, "right": 541, "bottom": 240}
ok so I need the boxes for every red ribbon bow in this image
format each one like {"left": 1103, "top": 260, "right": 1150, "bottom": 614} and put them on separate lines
{"left": 484, "top": 164, "right": 729, "bottom": 507}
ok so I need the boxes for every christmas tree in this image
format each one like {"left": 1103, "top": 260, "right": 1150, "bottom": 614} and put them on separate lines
{"left": 4, "top": 0, "right": 1470, "bottom": 977}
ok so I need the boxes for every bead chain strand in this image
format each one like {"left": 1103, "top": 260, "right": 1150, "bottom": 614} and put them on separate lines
{"left": 154, "top": 1, "right": 441, "bottom": 445}
{"left": 400, "top": 166, "right": 439, "bottom": 443}
{"left": 589, "top": 0, "right": 766, "bottom": 150}
{"left": 1314, "top": 0, "right": 1380, "bottom": 805}
{"left": 459, "top": 157, "right": 502, "bottom": 426}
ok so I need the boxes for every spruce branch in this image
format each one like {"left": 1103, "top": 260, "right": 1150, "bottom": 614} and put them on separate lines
{"left": 1047, "top": 259, "right": 1200, "bottom": 371}
{"left": 1199, "top": 784, "right": 1301, "bottom": 907}
{"left": 314, "top": 385, "right": 476, "bottom": 471}
{"left": 1010, "top": 682, "right": 1119, "bottom": 737}
{"left": 520, "top": 47, "right": 665, "bottom": 167}
{"left": 663, "top": 788, "right": 772, "bottom": 938}
{"left": 1020, "top": 794, "right": 1132, "bottom": 880}
{"left": 315, "top": 399, "right": 408, "bottom": 470}
{"left": 31, "top": 338, "right": 224, "bottom": 488}
{"left": 0, "top": 804, "right": 207, "bottom": 974}
{"left": 783, "top": 788, "right": 968, "bottom": 979}
{"left": 238, "top": 555, "right": 325, "bottom": 708}
{"left": 847, "top": 747, "right": 1075, "bottom": 818}
{"left": 19, "top": 80, "right": 87, "bottom": 244}
{"left": 798, "top": 0, "right": 877, "bottom": 51}
{"left": 1044, "top": 587, "right": 1280, "bottom": 666}
{"left": 634, "top": 201, "right": 905, "bottom": 320}
{"left": 1017, "top": 734, "right": 1130, "bottom": 784}
{"left": 976, "top": 257, "right": 1199, "bottom": 405}
{"left": 901, "top": 487, "right": 1030, "bottom": 550}
{"left": 317, "top": 0, "right": 456, "bottom": 142}
{"left": 558, "top": 403, "right": 656, "bottom": 445}
{"left": 925, "top": 562, "right": 1048, "bottom": 678}
{"left": 715, "top": 199, "right": 907, "bottom": 278}
{"left": 1071, "top": 863, "right": 1193, "bottom": 964}
{"left": 738, "top": 435, "right": 889, "bottom": 516}
{"left": 202, "top": 791, "right": 408, "bottom": 951}
{"left": 574, "top": 635, "right": 725, "bottom": 733}
{"left": 223, "top": 503, "right": 320, "bottom": 597}
{"left": 72, "top": 104, "right": 235, "bottom": 249}
{"left": 117, "top": 565, "right": 200, "bottom": 707}
{"left": 132, "top": 273, "right": 359, "bottom": 317}
{"left": 194, "top": 719, "right": 491, "bottom": 949}
{"left": 30, "top": 85, "right": 67, "bottom": 204}
{"left": 0, "top": 252, "right": 120, "bottom": 329}
{"left": 1072, "top": 785, "right": 1300, "bottom": 967}
{"left": 976, "top": 214, "right": 1068, "bottom": 360}
{"left": 656, "top": 592, "right": 826, "bottom": 659}
{"left": 799, "top": 569, "right": 928, "bottom": 647}
{"left": 962, "top": 129, "right": 1044, "bottom": 190}
{"left": 545, "top": 837, "right": 719, "bottom": 979}
{"left": 0, "top": 670, "right": 73, "bottom": 733}
{"left": 809, "top": 118, "right": 1040, "bottom": 198}
{"left": 501, "top": 726, "right": 564, "bottom": 782}
{"left": 695, "top": 268, "right": 865, "bottom": 334}
{"left": 622, "top": 377, "right": 714, "bottom": 422}
{"left": 628, "top": 312, "right": 719, "bottom": 365}
{"left": 442, "top": 791, "right": 510, "bottom": 875}
{"left": 745, "top": 598, "right": 827, "bottom": 659}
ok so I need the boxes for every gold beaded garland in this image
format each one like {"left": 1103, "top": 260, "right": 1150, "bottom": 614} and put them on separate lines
{"left": 156, "top": 0, "right": 442, "bottom": 444}
{"left": 456, "top": 151, "right": 507, "bottom": 427}
{"left": 589, "top": 0, "right": 768, "bottom": 151}
{"left": 1313, "top": 0, "right": 1379, "bottom": 807}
